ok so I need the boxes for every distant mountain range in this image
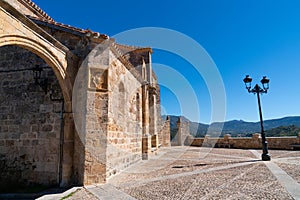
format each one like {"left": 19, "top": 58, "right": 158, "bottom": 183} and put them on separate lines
{"left": 168, "top": 115, "right": 300, "bottom": 137}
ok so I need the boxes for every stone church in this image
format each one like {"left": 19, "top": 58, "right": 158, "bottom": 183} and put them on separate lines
{"left": 0, "top": 0, "right": 170, "bottom": 189}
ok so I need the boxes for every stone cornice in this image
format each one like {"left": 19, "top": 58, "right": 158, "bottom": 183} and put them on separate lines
{"left": 115, "top": 43, "right": 153, "bottom": 54}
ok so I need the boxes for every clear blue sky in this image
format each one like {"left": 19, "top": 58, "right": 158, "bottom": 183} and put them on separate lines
{"left": 34, "top": 0, "right": 300, "bottom": 124}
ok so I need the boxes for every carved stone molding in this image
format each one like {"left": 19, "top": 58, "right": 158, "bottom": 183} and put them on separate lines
{"left": 89, "top": 67, "right": 108, "bottom": 91}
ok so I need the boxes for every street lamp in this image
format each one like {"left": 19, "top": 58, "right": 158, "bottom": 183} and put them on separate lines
{"left": 243, "top": 75, "right": 271, "bottom": 161}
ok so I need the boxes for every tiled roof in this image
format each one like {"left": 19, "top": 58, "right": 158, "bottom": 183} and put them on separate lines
{"left": 28, "top": 16, "right": 109, "bottom": 39}
{"left": 18, "top": 0, "right": 54, "bottom": 21}
{"left": 19, "top": 0, "right": 108, "bottom": 39}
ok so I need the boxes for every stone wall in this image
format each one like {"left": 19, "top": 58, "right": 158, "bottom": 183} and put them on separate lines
{"left": 190, "top": 133, "right": 300, "bottom": 150}
{"left": 34, "top": 23, "right": 95, "bottom": 59}
{"left": 1, "top": 0, "right": 168, "bottom": 187}
{"left": 73, "top": 42, "right": 146, "bottom": 184}
{"left": 158, "top": 116, "right": 171, "bottom": 147}
{"left": 106, "top": 50, "right": 143, "bottom": 178}
{"left": 0, "top": 46, "right": 63, "bottom": 189}
{"left": 4, "top": 0, "right": 44, "bottom": 19}
{"left": 72, "top": 42, "right": 111, "bottom": 185}
{"left": 171, "top": 117, "right": 190, "bottom": 146}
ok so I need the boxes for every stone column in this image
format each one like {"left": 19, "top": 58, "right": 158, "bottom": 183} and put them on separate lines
{"left": 60, "top": 112, "right": 74, "bottom": 187}
{"left": 176, "top": 117, "right": 190, "bottom": 146}
{"left": 177, "top": 118, "right": 182, "bottom": 146}
{"left": 142, "top": 85, "right": 150, "bottom": 136}
{"left": 149, "top": 89, "right": 158, "bottom": 150}
{"left": 142, "top": 135, "right": 152, "bottom": 160}
{"left": 142, "top": 84, "right": 151, "bottom": 159}
{"left": 149, "top": 93, "right": 157, "bottom": 135}
{"left": 162, "top": 116, "right": 171, "bottom": 147}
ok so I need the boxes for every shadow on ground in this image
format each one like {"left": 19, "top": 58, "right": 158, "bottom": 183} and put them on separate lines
{"left": 0, "top": 186, "right": 71, "bottom": 200}
{"left": 171, "top": 159, "right": 262, "bottom": 169}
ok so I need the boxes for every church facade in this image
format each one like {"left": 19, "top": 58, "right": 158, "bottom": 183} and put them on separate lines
{"left": 0, "top": 0, "right": 170, "bottom": 188}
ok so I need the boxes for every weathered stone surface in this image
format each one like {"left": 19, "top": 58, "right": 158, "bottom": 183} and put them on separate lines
{"left": 158, "top": 116, "right": 171, "bottom": 147}
{"left": 0, "top": 0, "right": 168, "bottom": 189}
{"left": 171, "top": 117, "right": 190, "bottom": 146}
{"left": 191, "top": 134, "right": 299, "bottom": 150}
{"left": 0, "top": 46, "right": 62, "bottom": 188}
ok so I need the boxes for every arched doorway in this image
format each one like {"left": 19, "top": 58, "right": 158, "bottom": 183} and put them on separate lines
{"left": 0, "top": 45, "right": 66, "bottom": 191}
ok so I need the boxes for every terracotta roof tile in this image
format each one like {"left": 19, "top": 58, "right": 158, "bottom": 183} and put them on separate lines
{"left": 28, "top": 16, "right": 109, "bottom": 39}
{"left": 17, "top": 0, "right": 54, "bottom": 21}
{"left": 18, "top": 0, "right": 108, "bottom": 39}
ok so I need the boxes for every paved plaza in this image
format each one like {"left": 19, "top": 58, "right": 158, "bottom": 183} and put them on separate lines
{"left": 40, "top": 147, "right": 300, "bottom": 200}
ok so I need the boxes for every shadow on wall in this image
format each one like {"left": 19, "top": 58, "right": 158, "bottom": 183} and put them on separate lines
{"left": 0, "top": 46, "right": 64, "bottom": 191}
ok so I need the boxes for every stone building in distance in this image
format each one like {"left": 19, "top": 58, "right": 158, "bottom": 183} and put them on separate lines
{"left": 0, "top": 0, "right": 170, "bottom": 189}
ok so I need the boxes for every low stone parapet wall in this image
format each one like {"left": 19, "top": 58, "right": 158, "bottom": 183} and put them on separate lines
{"left": 189, "top": 133, "right": 300, "bottom": 150}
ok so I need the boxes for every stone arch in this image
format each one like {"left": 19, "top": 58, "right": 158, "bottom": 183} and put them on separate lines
{"left": 118, "top": 81, "right": 125, "bottom": 118}
{"left": 0, "top": 35, "right": 73, "bottom": 111}
{"left": 0, "top": 1, "right": 74, "bottom": 110}
{"left": 0, "top": 34, "right": 75, "bottom": 186}
{"left": 136, "top": 92, "right": 141, "bottom": 122}
{"left": 0, "top": 45, "right": 64, "bottom": 188}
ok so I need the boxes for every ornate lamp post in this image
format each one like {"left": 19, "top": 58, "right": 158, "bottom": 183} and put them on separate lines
{"left": 243, "top": 75, "right": 271, "bottom": 161}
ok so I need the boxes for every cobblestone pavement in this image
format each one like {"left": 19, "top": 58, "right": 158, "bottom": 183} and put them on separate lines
{"left": 46, "top": 147, "right": 300, "bottom": 199}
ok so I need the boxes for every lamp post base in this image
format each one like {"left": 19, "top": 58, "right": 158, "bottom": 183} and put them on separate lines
{"left": 262, "top": 153, "right": 271, "bottom": 161}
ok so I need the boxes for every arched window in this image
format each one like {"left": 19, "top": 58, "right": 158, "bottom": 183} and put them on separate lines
{"left": 136, "top": 93, "right": 140, "bottom": 122}
{"left": 118, "top": 82, "right": 125, "bottom": 119}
